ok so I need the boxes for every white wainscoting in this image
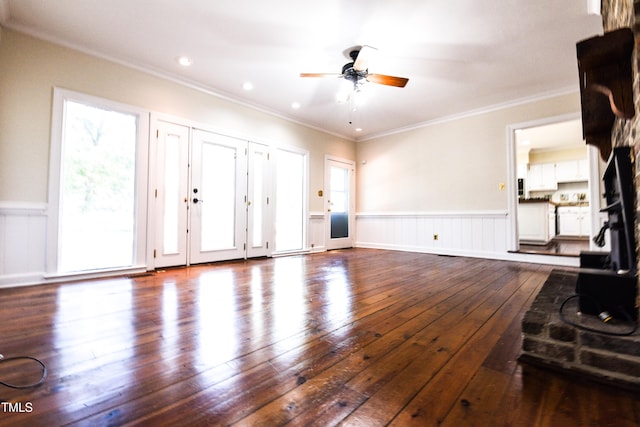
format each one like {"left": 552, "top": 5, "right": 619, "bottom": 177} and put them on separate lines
{"left": 308, "top": 212, "right": 326, "bottom": 252}
{"left": 355, "top": 210, "right": 579, "bottom": 267}
{"left": 356, "top": 211, "right": 511, "bottom": 258}
{"left": 0, "top": 207, "right": 577, "bottom": 287}
{"left": 0, "top": 202, "right": 48, "bottom": 286}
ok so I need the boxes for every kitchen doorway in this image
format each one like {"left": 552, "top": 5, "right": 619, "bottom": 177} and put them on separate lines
{"left": 508, "top": 114, "right": 602, "bottom": 257}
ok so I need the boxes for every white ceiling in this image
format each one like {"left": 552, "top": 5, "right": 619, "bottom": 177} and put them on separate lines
{"left": 0, "top": 0, "right": 603, "bottom": 141}
{"left": 516, "top": 119, "right": 585, "bottom": 152}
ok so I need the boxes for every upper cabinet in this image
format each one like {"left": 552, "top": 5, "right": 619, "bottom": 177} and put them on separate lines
{"left": 527, "top": 159, "right": 588, "bottom": 191}
{"left": 555, "top": 159, "right": 589, "bottom": 183}
{"left": 527, "top": 163, "right": 557, "bottom": 191}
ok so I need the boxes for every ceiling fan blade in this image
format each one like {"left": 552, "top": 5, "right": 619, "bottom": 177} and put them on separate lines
{"left": 353, "top": 45, "right": 377, "bottom": 71}
{"left": 300, "top": 73, "right": 343, "bottom": 78}
{"left": 366, "top": 74, "right": 409, "bottom": 88}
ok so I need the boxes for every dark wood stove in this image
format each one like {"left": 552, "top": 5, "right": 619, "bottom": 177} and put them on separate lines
{"left": 578, "top": 146, "right": 637, "bottom": 321}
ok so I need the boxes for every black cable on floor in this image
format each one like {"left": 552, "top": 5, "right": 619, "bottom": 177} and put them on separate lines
{"left": 559, "top": 294, "right": 638, "bottom": 336}
{"left": 0, "top": 355, "right": 47, "bottom": 389}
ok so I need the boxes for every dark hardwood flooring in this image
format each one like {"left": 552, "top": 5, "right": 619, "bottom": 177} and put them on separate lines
{"left": 519, "top": 237, "right": 590, "bottom": 257}
{"left": 0, "top": 249, "right": 638, "bottom": 426}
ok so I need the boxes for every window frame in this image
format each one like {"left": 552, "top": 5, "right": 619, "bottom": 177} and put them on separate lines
{"left": 46, "top": 88, "right": 149, "bottom": 278}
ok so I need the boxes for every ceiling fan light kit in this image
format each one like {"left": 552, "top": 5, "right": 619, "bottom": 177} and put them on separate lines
{"left": 301, "top": 45, "right": 409, "bottom": 129}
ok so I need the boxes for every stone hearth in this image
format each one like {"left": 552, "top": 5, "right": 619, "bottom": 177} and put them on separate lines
{"left": 520, "top": 270, "right": 640, "bottom": 390}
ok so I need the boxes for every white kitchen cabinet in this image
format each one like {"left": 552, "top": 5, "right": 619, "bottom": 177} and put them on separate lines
{"left": 527, "top": 163, "right": 557, "bottom": 191}
{"left": 519, "top": 202, "right": 555, "bottom": 243}
{"left": 557, "top": 206, "right": 590, "bottom": 236}
{"left": 548, "top": 208, "right": 557, "bottom": 240}
{"left": 555, "top": 159, "right": 589, "bottom": 183}
{"left": 577, "top": 159, "right": 589, "bottom": 181}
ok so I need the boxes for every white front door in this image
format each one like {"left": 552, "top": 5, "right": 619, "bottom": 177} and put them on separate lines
{"left": 153, "top": 120, "right": 271, "bottom": 267}
{"left": 325, "top": 157, "right": 355, "bottom": 250}
{"left": 190, "top": 129, "right": 247, "bottom": 264}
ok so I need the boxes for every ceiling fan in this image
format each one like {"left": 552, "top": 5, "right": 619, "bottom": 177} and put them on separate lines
{"left": 300, "top": 45, "right": 409, "bottom": 89}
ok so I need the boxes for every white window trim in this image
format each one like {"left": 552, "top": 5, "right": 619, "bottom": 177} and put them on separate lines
{"left": 47, "top": 88, "right": 150, "bottom": 277}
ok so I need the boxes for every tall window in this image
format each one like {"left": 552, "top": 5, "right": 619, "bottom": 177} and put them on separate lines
{"left": 49, "top": 90, "right": 148, "bottom": 274}
{"left": 275, "top": 148, "right": 307, "bottom": 252}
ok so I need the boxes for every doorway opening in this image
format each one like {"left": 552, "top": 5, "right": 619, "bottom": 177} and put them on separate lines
{"left": 508, "top": 114, "right": 602, "bottom": 257}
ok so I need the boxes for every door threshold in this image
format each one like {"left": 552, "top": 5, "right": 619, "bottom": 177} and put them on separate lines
{"left": 511, "top": 249, "right": 579, "bottom": 257}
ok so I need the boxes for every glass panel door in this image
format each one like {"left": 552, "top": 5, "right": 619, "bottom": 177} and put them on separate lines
{"left": 275, "top": 148, "right": 306, "bottom": 252}
{"left": 189, "top": 129, "right": 246, "bottom": 263}
{"left": 330, "top": 165, "right": 349, "bottom": 239}
{"left": 247, "top": 142, "right": 271, "bottom": 258}
{"left": 154, "top": 120, "right": 190, "bottom": 268}
{"left": 325, "top": 157, "right": 355, "bottom": 250}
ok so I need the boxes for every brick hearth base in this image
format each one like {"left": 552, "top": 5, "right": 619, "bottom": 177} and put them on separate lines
{"left": 520, "top": 270, "right": 640, "bottom": 390}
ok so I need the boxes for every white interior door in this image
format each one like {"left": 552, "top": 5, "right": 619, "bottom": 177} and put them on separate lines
{"left": 154, "top": 120, "right": 190, "bottom": 268}
{"left": 246, "top": 142, "right": 271, "bottom": 258}
{"left": 325, "top": 157, "right": 355, "bottom": 250}
{"left": 190, "top": 129, "right": 246, "bottom": 264}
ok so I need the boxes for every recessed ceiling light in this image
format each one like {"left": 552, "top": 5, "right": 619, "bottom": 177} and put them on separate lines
{"left": 177, "top": 56, "right": 192, "bottom": 67}
{"left": 355, "top": 128, "right": 363, "bottom": 132}
{"left": 243, "top": 82, "right": 254, "bottom": 91}
{"left": 291, "top": 102, "right": 301, "bottom": 110}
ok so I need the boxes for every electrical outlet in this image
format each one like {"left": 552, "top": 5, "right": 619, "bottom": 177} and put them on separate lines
{"left": 433, "top": 234, "right": 439, "bottom": 240}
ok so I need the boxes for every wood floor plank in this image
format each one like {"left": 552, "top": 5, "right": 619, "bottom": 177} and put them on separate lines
{"left": 235, "top": 262, "right": 536, "bottom": 425}
{"left": 0, "top": 249, "right": 638, "bottom": 426}
{"left": 387, "top": 264, "right": 552, "bottom": 426}
{"left": 346, "top": 264, "right": 550, "bottom": 425}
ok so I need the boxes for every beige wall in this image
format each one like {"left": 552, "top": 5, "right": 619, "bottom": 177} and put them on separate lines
{"left": 0, "top": 28, "right": 585, "bottom": 217}
{"left": 528, "top": 146, "right": 588, "bottom": 164}
{"left": 356, "top": 93, "right": 582, "bottom": 212}
{"left": 0, "top": 29, "right": 354, "bottom": 212}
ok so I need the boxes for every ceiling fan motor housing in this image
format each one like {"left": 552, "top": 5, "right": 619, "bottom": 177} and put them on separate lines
{"left": 342, "top": 62, "right": 367, "bottom": 83}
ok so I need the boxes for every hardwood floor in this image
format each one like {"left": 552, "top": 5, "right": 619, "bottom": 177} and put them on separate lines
{"left": 519, "top": 237, "right": 590, "bottom": 256}
{"left": 0, "top": 249, "right": 638, "bottom": 426}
